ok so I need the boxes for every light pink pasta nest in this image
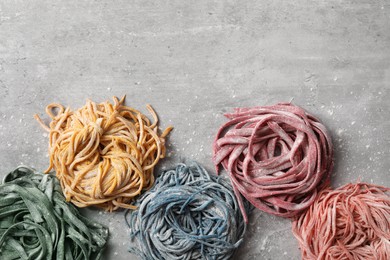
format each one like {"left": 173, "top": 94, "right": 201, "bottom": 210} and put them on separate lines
{"left": 292, "top": 182, "right": 390, "bottom": 260}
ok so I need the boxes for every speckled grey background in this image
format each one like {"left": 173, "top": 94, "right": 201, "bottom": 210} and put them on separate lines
{"left": 0, "top": 0, "right": 389, "bottom": 259}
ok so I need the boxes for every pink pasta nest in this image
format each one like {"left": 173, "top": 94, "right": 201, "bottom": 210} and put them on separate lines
{"left": 213, "top": 103, "right": 333, "bottom": 221}
{"left": 292, "top": 183, "right": 390, "bottom": 260}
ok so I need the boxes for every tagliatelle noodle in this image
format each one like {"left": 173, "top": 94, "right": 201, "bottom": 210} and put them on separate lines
{"left": 0, "top": 166, "right": 108, "bottom": 260}
{"left": 34, "top": 96, "right": 172, "bottom": 211}
{"left": 126, "top": 162, "right": 247, "bottom": 260}
{"left": 213, "top": 103, "right": 333, "bottom": 222}
{"left": 292, "top": 183, "right": 390, "bottom": 260}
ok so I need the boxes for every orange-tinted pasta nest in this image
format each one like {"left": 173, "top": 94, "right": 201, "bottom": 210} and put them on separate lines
{"left": 292, "top": 183, "right": 390, "bottom": 260}
{"left": 35, "top": 96, "right": 172, "bottom": 211}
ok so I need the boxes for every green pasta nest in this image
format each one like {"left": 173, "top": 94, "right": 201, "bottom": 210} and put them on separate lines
{"left": 0, "top": 166, "right": 108, "bottom": 260}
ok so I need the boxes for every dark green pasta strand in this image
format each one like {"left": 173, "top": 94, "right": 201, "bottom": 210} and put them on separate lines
{"left": 0, "top": 166, "right": 108, "bottom": 260}
{"left": 126, "top": 162, "right": 247, "bottom": 260}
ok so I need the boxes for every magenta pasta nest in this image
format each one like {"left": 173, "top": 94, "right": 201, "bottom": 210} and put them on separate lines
{"left": 213, "top": 103, "right": 333, "bottom": 221}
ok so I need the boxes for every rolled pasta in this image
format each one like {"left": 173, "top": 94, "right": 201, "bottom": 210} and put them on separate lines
{"left": 34, "top": 96, "right": 172, "bottom": 211}
{"left": 213, "top": 103, "right": 333, "bottom": 221}
{"left": 0, "top": 166, "right": 108, "bottom": 260}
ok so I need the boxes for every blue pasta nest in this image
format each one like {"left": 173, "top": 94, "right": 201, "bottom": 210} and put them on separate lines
{"left": 126, "top": 162, "right": 247, "bottom": 260}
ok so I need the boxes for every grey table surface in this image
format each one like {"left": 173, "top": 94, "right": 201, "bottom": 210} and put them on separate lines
{"left": 1, "top": 0, "right": 389, "bottom": 259}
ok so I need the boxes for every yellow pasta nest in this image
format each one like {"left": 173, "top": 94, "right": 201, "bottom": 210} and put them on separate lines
{"left": 35, "top": 96, "right": 172, "bottom": 211}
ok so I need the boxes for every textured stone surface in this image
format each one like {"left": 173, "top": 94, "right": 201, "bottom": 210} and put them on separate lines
{"left": 0, "top": 0, "right": 389, "bottom": 259}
